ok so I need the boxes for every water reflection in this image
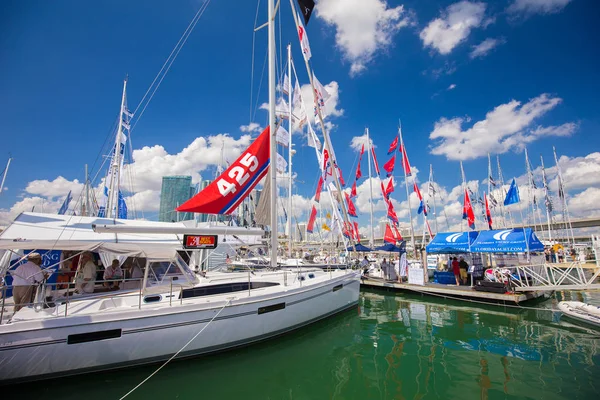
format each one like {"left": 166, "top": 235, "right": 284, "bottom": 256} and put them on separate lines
{"left": 8, "top": 290, "right": 600, "bottom": 400}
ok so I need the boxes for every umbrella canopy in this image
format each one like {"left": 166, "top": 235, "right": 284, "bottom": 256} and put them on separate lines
{"left": 346, "top": 243, "right": 373, "bottom": 252}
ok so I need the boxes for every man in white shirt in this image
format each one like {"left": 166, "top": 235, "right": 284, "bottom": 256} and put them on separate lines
{"left": 103, "top": 259, "right": 123, "bottom": 289}
{"left": 11, "top": 252, "right": 45, "bottom": 312}
{"left": 76, "top": 253, "right": 97, "bottom": 294}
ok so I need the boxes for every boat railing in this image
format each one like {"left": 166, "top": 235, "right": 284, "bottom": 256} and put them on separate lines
{"left": 491, "top": 261, "right": 600, "bottom": 291}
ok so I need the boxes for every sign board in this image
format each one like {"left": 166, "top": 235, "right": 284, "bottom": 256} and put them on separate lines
{"left": 183, "top": 235, "right": 218, "bottom": 249}
{"left": 408, "top": 267, "right": 425, "bottom": 286}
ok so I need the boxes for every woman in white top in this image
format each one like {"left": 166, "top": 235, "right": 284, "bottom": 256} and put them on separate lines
{"left": 75, "top": 253, "right": 97, "bottom": 294}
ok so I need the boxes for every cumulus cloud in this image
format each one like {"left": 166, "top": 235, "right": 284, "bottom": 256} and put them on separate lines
{"left": 239, "top": 122, "right": 262, "bottom": 133}
{"left": 25, "top": 176, "right": 84, "bottom": 199}
{"left": 507, "top": 0, "right": 572, "bottom": 16}
{"left": 429, "top": 93, "right": 576, "bottom": 160}
{"left": 349, "top": 133, "right": 375, "bottom": 152}
{"left": 420, "top": 1, "right": 489, "bottom": 55}
{"left": 316, "top": 0, "right": 415, "bottom": 76}
{"left": 447, "top": 84, "right": 457, "bottom": 90}
{"left": 470, "top": 37, "right": 506, "bottom": 59}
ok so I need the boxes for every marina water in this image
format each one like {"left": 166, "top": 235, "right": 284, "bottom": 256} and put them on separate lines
{"left": 10, "top": 290, "right": 599, "bottom": 399}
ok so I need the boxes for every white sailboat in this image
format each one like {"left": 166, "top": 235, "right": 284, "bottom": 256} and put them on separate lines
{"left": 0, "top": 0, "right": 360, "bottom": 384}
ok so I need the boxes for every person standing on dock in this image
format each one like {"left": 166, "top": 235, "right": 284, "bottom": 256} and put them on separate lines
{"left": 459, "top": 256, "right": 469, "bottom": 285}
{"left": 381, "top": 258, "right": 391, "bottom": 280}
{"left": 451, "top": 257, "right": 460, "bottom": 286}
{"left": 360, "top": 256, "right": 370, "bottom": 276}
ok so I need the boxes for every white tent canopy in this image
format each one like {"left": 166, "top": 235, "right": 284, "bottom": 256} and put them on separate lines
{"left": 0, "top": 212, "right": 187, "bottom": 260}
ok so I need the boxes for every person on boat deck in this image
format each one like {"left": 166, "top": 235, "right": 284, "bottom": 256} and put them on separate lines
{"left": 360, "top": 256, "right": 370, "bottom": 275}
{"left": 103, "top": 259, "right": 123, "bottom": 289}
{"left": 451, "top": 257, "right": 460, "bottom": 286}
{"left": 380, "top": 258, "right": 391, "bottom": 280}
{"left": 75, "top": 252, "right": 96, "bottom": 294}
{"left": 458, "top": 256, "right": 469, "bottom": 285}
{"left": 11, "top": 252, "right": 47, "bottom": 312}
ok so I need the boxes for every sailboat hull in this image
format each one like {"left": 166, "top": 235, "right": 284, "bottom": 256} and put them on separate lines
{"left": 0, "top": 272, "right": 359, "bottom": 383}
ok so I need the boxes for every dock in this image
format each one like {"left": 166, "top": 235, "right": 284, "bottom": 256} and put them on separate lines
{"left": 361, "top": 277, "right": 547, "bottom": 305}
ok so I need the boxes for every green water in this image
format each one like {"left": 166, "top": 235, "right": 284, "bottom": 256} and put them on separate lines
{"left": 9, "top": 290, "right": 600, "bottom": 400}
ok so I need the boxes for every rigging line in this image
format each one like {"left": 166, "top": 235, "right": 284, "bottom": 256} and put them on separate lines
{"left": 130, "top": 0, "right": 212, "bottom": 134}
{"left": 251, "top": 49, "right": 269, "bottom": 122}
{"left": 119, "top": 297, "right": 234, "bottom": 400}
{"left": 250, "top": 0, "right": 262, "bottom": 124}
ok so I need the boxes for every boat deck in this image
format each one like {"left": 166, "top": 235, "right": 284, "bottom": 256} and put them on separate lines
{"left": 361, "top": 277, "right": 546, "bottom": 305}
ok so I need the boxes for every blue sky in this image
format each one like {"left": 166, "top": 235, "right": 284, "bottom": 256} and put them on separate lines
{"left": 1, "top": 0, "right": 599, "bottom": 236}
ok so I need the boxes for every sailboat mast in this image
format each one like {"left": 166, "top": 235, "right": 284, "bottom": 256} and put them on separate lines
{"left": 460, "top": 161, "right": 466, "bottom": 231}
{"left": 399, "top": 123, "right": 416, "bottom": 253}
{"left": 268, "top": 0, "right": 278, "bottom": 267}
{"left": 429, "top": 164, "right": 439, "bottom": 234}
{"left": 553, "top": 147, "right": 575, "bottom": 246}
{"left": 85, "top": 164, "right": 90, "bottom": 216}
{"left": 497, "top": 155, "right": 514, "bottom": 227}
{"left": 0, "top": 157, "right": 12, "bottom": 196}
{"left": 106, "top": 78, "right": 127, "bottom": 218}
{"left": 366, "top": 128, "right": 375, "bottom": 247}
{"left": 540, "top": 155, "right": 553, "bottom": 242}
{"left": 287, "top": 44, "right": 293, "bottom": 258}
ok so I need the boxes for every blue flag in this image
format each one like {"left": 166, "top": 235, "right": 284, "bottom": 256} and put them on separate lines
{"left": 504, "top": 178, "right": 520, "bottom": 206}
{"left": 58, "top": 190, "right": 72, "bottom": 215}
{"left": 118, "top": 191, "right": 128, "bottom": 219}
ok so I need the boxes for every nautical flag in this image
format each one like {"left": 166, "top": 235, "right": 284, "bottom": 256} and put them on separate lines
{"left": 371, "top": 147, "right": 380, "bottom": 175}
{"left": 489, "top": 176, "right": 497, "bottom": 187}
{"left": 387, "top": 201, "right": 398, "bottom": 223}
{"left": 315, "top": 176, "right": 324, "bottom": 202}
{"left": 312, "top": 73, "right": 330, "bottom": 117}
{"left": 392, "top": 223, "right": 403, "bottom": 241}
{"left": 503, "top": 178, "right": 520, "bottom": 206}
{"left": 342, "top": 221, "right": 352, "bottom": 239}
{"left": 326, "top": 212, "right": 331, "bottom": 220}
{"left": 428, "top": 182, "right": 436, "bottom": 195}
{"left": 322, "top": 223, "right": 331, "bottom": 232}
{"left": 350, "top": 181, "right": 357, "bottom": 198}
{"left": 276, "top": 99, "right": 290, "bottom": 120}
{"left": 384, "top": 224, "right": 395, "bottom": 244}
{"left": 297, "top": 13, "right": 312, "bottom": 62}
{"left": 380, "top": 181, "right": 387, "bottom": 199}
{"left": 489, "top": 193, "right": 498, "bottom": 208}
{"left": 355, "top": 161, "right": 362, "bottom": 180}
{"left": 353, "top": 221, "right": 360, "bottom": 243}
{"left": 345, "top": 192, "right": 358, "bottom": 217}
{"left": 276, "top": 153, "right": 287, "bottom": 174}
{"left": 462, "top": 189, "right": 475, "bottom": 230}
{"left": 307, "top": 125, "right": 321, "bottom": 150}
{"left": 414, "top": 182, "right": 427, "bottom": 216}
{"left": 296, "top": 0, "right": 315, "bottom": 25}
{"left": 337, "top": 166, "right": 345, "bottom": 187}
{"left": 557, "top": 176, "right": 565, "bottom": 199}
{"left": 400, "top": 145, "right": 412, "bottom": 177}
{"left": 282, "top": 74, "right": 290, "bottom": 96}
{"left": 484, "top": 192, "right": 493, "bottom": 230}
{"left": 276, "top": 125, "right": 289, "bottom": 147}
{"left": 387, "top": 136, "right": 399, "bottom": 155}
{"left": 58, "top": 190, "right": 72, "bottom": 215}
{"left": 383, "top": 154, "right": 396, "bottom": 178}
{"left": 359, "top": 144, "right": 365, "bottom": 159}
{"left": 117, "top": 191, "right": 127, "bottom": 219}
{"left": 321, "top": 148, "right": 331, "bottom": 180}
{"left": 307, "top": 205, "right": 317, "bottom": 233}
{"left": 385, "top": 177, "right": 394, "bottom": 198}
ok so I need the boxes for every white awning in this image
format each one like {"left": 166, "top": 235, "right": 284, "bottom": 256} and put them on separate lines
{"left": 0, "top": 212, "right": 186, "bottom": 259}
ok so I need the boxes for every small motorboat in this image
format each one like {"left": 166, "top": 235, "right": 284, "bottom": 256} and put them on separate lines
{"left": 558, "top": 301, "right": 600, "bottom": 328}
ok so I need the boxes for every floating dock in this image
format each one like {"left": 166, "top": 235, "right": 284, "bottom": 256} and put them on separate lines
{"left": 361, "top": 277, "right": 547, "bottom": 305}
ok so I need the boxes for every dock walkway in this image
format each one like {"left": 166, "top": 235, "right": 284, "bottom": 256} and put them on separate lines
{"left": 361, "top": 277, "right": 546, "bottom": 305}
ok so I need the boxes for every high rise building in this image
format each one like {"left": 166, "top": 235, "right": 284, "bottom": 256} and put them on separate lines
{"left": 159, "top": 176, "right": 195, "bottom": 222}
{"left": 197, "top": 180, "right": 212, "bottom": 223}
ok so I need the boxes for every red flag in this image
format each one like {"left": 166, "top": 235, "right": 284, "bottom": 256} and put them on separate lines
{"left": 337, "top": 166, "right": 345, "bottom": 187}
{"left": 485, "top": 192, "right": 493, "bottom": 230}
{"left": 353, "top": 221, "right": 360, "bottom": 243}
{"left": 307, "top": 205, "right": 317, "bottom": 233}
{"left": 371, "top": 147, "right": 380, "bottom": 175}
{"left": 321, "top": 148, "right": 330, "bottom": 179}
{"left": 343, "top": 222, "right": 352, "bottom": 239}
{"left": 385, "top": 178, "right": 394, "bottom": 198}
{"left": 462, "top": 189, "right": 475, "bottom": 230}
{"left": 413, "top": 182, "right": 422, "bottom": 200}
{"left": 359, "top": 144, "right": 365, "bottom": 159}
{"left": 345, "top": 192, "right": 358, "bottom": 217}
{"left": 315, "top": 176, "right": 323, "bottom": 202}
{"left": 392, "top": 224, "right": 403, "bottom": 241}
{"left": 178, "top": 127, "right": 270, "bottom": 214}
{"left": 387, "top": 136, "right": 399, "bottom": 155}
{"left": 400, "top": 145, "right": 412, "bottom": 177}
{"left": 387, "top": 201, "right": 398, "bottom": 223}
{"left": 383, "top": 154, "right": 396, "bottom": 177}
{"left": 351, "top": 181, "right": 357, "bottom": 197}
{"left": 355, "top": 161, "right": 362, "bottom": 180}
{"left": 384, "top": 224, "right": 395, "bottom": 244}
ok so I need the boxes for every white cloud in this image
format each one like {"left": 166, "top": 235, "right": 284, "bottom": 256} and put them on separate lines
{"left": 429, "top": 93, "right": 576, "bottom": 160}
{"left": 568, "top": 188, "right": 600, "bottom": 218}
{"left": 125, "top": 190, "right": 160, "bottom": 213}
{"left": 507, "top": 0, "right": 572, "bottom": 16}
{"left": 349, "top": 133, "right": 375, "bottom": 152}
{"left": 420, "top": 1, "right": 488, "bottom": 55}
{"left": 239, "top": 122, "right": 262, "bottom": 132}
{"left": 0, "top": 196, "right": 63, "bottom": 225}
{"left": 447, "top": 83, "right": 457, "bottom": 90}
{"left": 470, "top": 37, "right": 505, "bottom": 59}
{"left": 316, "top": 0, "right": 415, "bottom": 76}
{"left": 25, "top": 176, "right": 84, "bottom": 199}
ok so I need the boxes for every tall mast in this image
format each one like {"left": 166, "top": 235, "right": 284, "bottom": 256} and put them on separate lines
{"left": 540, "top": 155, "right": 553, "bottom": 242}
{"left": 288, "top": 3, "right": 356, "bottom": 251}
{"left": 268, "top": 0, "right": 278, "bottom": 267}
{"left": 525, "top": 148, "right": 540, "bottom": 232}
{"left": 366, "top": 128, "right": 375, "bottom": 247}
{"left": 85, "top": 164, "right": 90, "bottom": 216}
{"left": 106, "top": 78, "right": 128, "bottom": 218}
{"left": 0, "top": 157, "right": 12, "bottom": 196}
{"left": 287, "top": 44, "right": 293, "bottom": 258}
{"left": 553, "top": 147, "right": 575, "bottom": 246}
{"left": 398, "top": 123, "right": 416, "bottom": 253}
{"left": 497, "top": 155, "right": 514, "bottom": 227}
{"left": 460, "top": 161, "right": 467, "bottom": 231}
{"left": 429, "top": 164, "right": 439, "bottom": 234}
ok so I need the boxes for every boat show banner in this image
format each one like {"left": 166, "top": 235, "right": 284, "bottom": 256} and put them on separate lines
{"left": 470, "top": 228, "right": 544, "bottom": 253}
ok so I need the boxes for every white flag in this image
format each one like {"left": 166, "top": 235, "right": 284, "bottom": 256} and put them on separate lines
{"left": 307, "top": 125, "right": 321, "bottom": 150}
{"left": 292, "top": 79, "right": 302, "bottom": 108}
{"left": 282, "top": 74, "right": 290, "bottom": 96}
{"left": 276, "top": 99, "right": 289, "bottom": 120}
{"left": 276, "top": 125, "right": 289, "bottom": 147}
{"left": 292, "top": 79, "right": 307, "bottom": 129}
{"left": 297, "top": 13, "right": 312, "bottom": 62}
{"left": 312, "top": 73, "right": 331, "bottom": 117}
{"left": 276, "top": 153, "right": 288, "bottom": 174}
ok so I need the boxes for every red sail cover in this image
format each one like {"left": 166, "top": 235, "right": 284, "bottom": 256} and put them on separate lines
{"left": 177, "top": 127, "right": 271, "bottom": 214}
{"left": 462, "top": 189, "right": 476, "bottom": 229}
{"left": 384, "top": 224, "right": 395, "bottom": 244}
{"left": 307, "top": 205, "right": 317, "bottom": 233}
{"left": 383, "top": 154, "right": 396, "bottom": 177}
{"left": 387, "top": 136, "right": 398, "bottom": 155}
{"left": 400, "top": 145, "right": 412, "bottom": 176}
